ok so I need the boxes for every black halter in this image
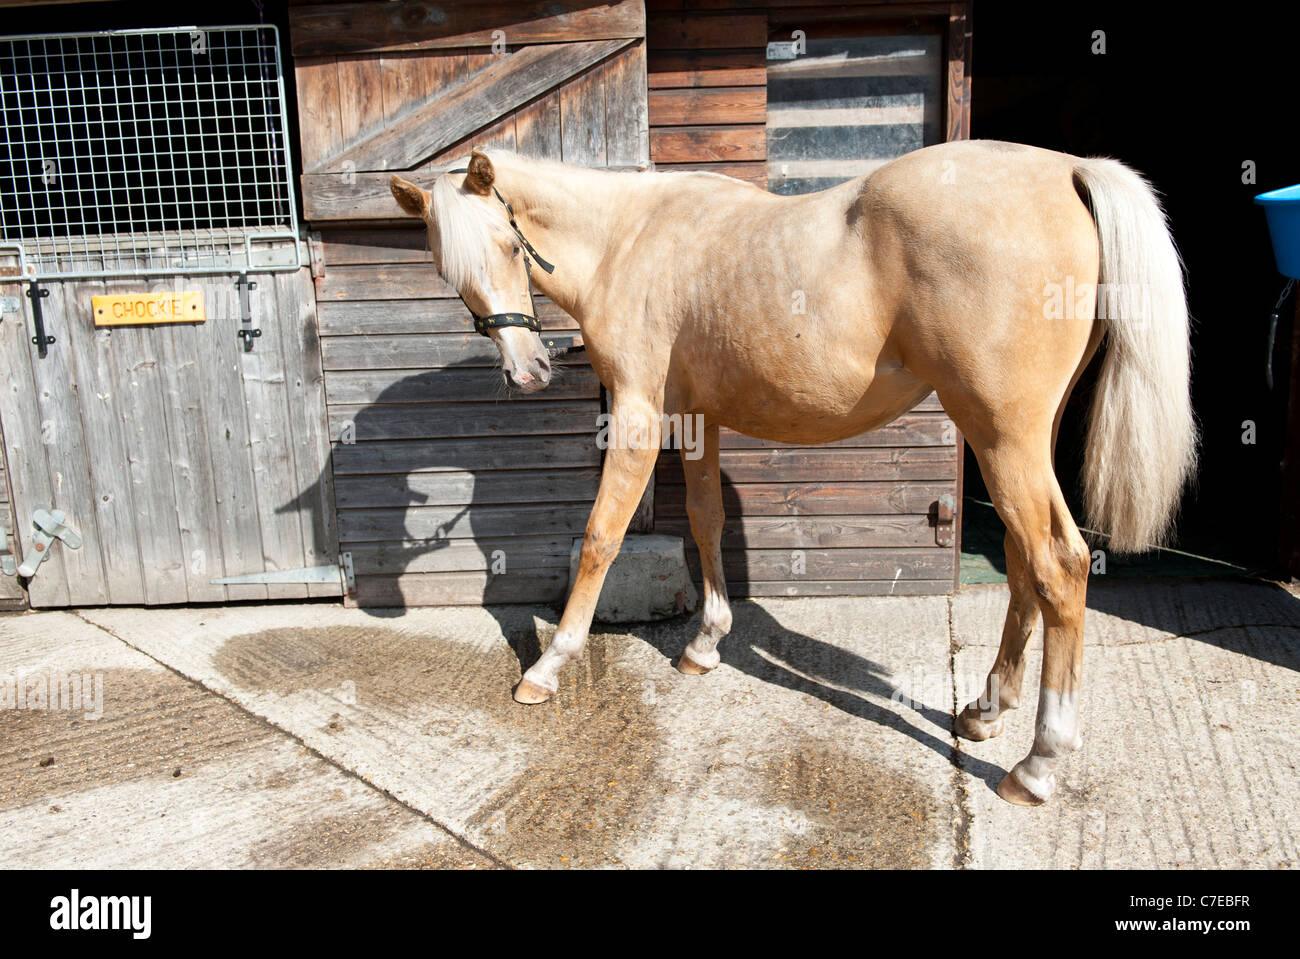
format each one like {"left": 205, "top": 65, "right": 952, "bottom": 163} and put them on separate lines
{"left": 447, "top": 167, "right": 555, "bottom": 338}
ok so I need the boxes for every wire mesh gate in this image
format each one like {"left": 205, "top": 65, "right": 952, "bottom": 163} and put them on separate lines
{"left": 0, "top": 25, "right": 300, "bottom": 279}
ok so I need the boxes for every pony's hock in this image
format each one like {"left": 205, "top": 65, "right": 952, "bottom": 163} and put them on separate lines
{"left": 568, "top": 535, "right": 697, "bottom": 623}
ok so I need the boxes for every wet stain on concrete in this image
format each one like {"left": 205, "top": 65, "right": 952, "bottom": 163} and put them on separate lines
{"left": 248, "top": 808, "right": 493, "bottom": 870}
{"left": 214, "top": 624, "right": 668, "bottom": 868}
{"left": 213, "top": 622, "right": 945, "bottom": 868}
{"left": 753, "top": 737, "right": 943, "bottom": 868}
{"left": 0, "top": 667, "right": 276, "bottom": 809}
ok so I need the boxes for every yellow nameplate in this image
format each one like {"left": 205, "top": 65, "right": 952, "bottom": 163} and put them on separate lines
{"left": 92, "top": 291, "right": 205, "bottom": 326}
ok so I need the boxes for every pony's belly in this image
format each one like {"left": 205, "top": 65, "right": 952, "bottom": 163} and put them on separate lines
{"left": 710, "top": 374, "right": 933, "bottom": 445}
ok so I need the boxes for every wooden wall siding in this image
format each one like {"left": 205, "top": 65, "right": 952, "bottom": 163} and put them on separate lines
{"left": 315, "top": 227, "right": 603, "bottom": 606}
{"left": 647, "top": 11, "right": 768, "bottom": 186}
{"left": 656, "top": 396, "right": 958, "bottom": 597}
{"left": 289, "top": 0, "right": 647, "bottom": 57}
{"left": 0, "top": 265, "right": 340, "bottom": 608}
{"left": 292, "top": 1, "right": 648, "bottom": 222}
{"left": 288, "top": 3, "right": 651, "bottom": 606}
{"left": 766, "top": 34, "right": 942, "bottom": 195}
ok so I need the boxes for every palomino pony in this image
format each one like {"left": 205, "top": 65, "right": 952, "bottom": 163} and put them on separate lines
{"left": 390, "top": 140, "right": 1195, "bottom": 806}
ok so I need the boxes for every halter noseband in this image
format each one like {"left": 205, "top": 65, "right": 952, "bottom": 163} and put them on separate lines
{"left": 446, "top": 167, "right": 555, "bottom": 338}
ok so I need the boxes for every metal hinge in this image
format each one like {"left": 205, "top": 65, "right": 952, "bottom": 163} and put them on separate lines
{"left": 211, "top": 552, "right": 355, "bottom": 593}
{"left": 5, "top": 509, "right": 83, "bottom": 578}
{"left": 932, "top": 494, "right": 957, "bottom": 548}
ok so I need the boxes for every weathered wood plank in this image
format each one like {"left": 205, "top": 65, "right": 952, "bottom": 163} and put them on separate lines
{"left": 156, "top": 317, "right": 229, "bottom": 603}
{"left": 106, "top": 323, "right": 190, "bottom": 605}
{"left": 28, "top": 283, "right": 109, "bottom": 605}
{"left": 719, "top": 414, "right": 955, "bottom": 449}
{"left": 604, "top": 42, "right": 649, "bottom": 167}
{"left": 560, "top": 61, "right": 606, "bottom": 166}
{"left": 318, "top": 262, "right": 456, "bottom": 300}
{"left": 648, "top": 50, "right": 766, "bottom": 89}
{"left": 274, "top": 268, "right": 343, "bottom": 598}
{"left": 238, "top": 283, "right": 311, "bottom": 600}
{"left": 290, "top": 0, "right": 646, "bottom": 57}
{"left": 728, "top": 578, "right": 953, "bottom": 598}
{"left": 316, "top": 297, "right": 576, "bottom": 336}
{"left": 651, "top": 125, "right": 765, "bottom": 163}
{"left": 649, "top": 86, "right": 766, "bottom": 126}
{"left": 659, "top": 513, "right": 941, "bottom": 550}
{"left": 647, "top": 14, "right": 766, "bottom": 50}
{"left": 295, "top": 57, "right": 344, "bottom": 172}
{"left": 323, "top": 366, "right": 602, "bottom": 406}
{"left": 328, "top": 400, "right": 599, "bottom": 442}
{"left": 515, "top": 89, "right": 563, "bottom": 160}
{"left": 0, "top": 290, "right": 57, "bottom": 605}
{"left": 688, "top": 546, "right": 954, "bottom": 582}
{"left": 313, "top": 40, "right": 632, "bottom": 173}
{"left": 65, "top": 298, "right": 148, "bottom": 605}
{"left": 656, "top": 480, "right": 949, "bottom": 516}
{"left": 303, "top": 171, "right": 441, "bottom": 222}
{"left": 351, "top": 568, "right": 567, "bottom": 607}
{"left": 319, "top": 229, "right": 433, "bottom": 265}
{"left": 657, "top": 445, "right": 957, "bottom": 484}
{"left": 322, "top": 331, "right": 498, "bottom": 370}
{"left": 348, "top": 535, "right": 576, "bottom": 575}
{"left": 336, "top": 467, "right": 601, "bottom": 509}
{"left": 332, "top": 436, "right": 601, "bottom": 476}
{"left": 192, "top": 282, "right": 269, "bottom": 602}
{"left": 340, "top": 501, "right": 593, "bottom": 543}
{"left": 336, "top": 53, "right": 385, "bottom": 146}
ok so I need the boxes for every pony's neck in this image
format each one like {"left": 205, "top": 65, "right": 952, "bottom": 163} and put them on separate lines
{"left": 482, "top": 152, "right": 626, "bottom": 322}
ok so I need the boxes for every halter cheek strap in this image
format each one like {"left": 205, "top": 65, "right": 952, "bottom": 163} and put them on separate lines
{"left": 447, "top": 167, "right": 555, "bottom": 338}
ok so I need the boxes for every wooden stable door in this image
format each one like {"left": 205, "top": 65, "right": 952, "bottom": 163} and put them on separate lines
{"left": 287, "top": 0, "right": 649, "bottom": 606}
{"left": 0, "top": 266, "right": 340, "bottom": 608}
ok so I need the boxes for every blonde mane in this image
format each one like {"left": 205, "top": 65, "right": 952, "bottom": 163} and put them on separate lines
{"left": 429, "top": 160, "right": 509, "bottom": 290}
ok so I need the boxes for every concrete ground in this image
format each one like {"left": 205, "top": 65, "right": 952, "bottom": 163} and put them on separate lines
{"left": 1, "top": 578, "right": 1296, "bottom": 869}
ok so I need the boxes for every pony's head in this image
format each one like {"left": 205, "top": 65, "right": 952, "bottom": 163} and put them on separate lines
{"left": 390, "top": 151, "right": 552, "bottom": 393}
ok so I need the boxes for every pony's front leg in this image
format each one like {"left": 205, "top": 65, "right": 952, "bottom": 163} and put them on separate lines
{"left": 677, "top": 422, "right": 732, "bottom": 675}
{"left": 513, "top": 400, "right": 662, "bottom": 704}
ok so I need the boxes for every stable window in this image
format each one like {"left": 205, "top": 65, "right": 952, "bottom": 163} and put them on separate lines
{"left": 766, "top": 33, "right": 944, "bottom": 195}
{"left": 0, "top": 25, "right": 299, "bottom": 279}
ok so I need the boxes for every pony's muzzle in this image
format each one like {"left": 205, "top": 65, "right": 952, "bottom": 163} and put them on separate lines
{"left": 505, "top": 355, "right": 550, "bottom": 392}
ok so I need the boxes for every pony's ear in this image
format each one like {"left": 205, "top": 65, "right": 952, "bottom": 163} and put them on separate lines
{"left": 463, "top": 150, "right": 495, "bottom": 196}
{"left": 390, "top": 176, "right": 429, "bottom": 217}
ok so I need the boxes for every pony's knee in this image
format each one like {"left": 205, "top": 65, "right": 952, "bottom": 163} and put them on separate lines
{"left": 578, "top": 529, "right": 622, "bottom": 573}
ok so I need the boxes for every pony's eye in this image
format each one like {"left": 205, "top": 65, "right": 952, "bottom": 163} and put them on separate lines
{"left": 511, "top": 242, "right": 521, "bottom": 258}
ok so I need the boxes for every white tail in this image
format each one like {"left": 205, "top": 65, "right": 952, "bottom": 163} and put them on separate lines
{"left": 1073, "top": 158, "right": 1197, "bottom": 553}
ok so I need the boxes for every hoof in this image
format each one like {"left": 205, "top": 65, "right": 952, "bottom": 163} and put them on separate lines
{"left": 996, "top": 769, "right": 1049, "bottom": 807}
{"left": 513, "top": 678, "right": 555, "bottom": 705}
{"left": 955, "top": 707, "right": 1004, "bottom": 742}
{"left": 675, "top": 652, "right": 715, "bottom": 676}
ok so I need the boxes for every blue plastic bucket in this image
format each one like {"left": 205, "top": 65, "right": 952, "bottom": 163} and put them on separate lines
{"left": 1255, "top": 183, "right": 1300, "bottom": 279}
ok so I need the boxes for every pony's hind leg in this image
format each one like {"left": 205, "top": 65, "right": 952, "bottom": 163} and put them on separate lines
{"left": 955, "top": 532, "right": 1039, "bottom": 741}
{"left": 677, "top": 422, "right": 732, "bottom": 674}
{"left": 974, "top": 440, "right": 1090, "bottom": 806}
